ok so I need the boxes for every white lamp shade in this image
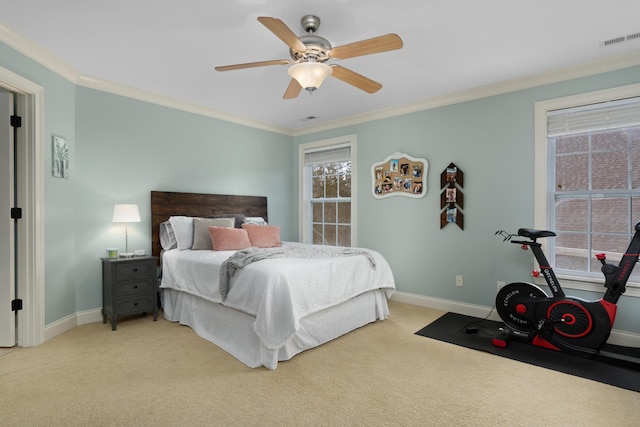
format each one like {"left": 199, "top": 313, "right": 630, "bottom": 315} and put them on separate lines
{"left": 288, "top": 62, "right": 333, "bottom": 90}
{"left": 112, "top": 204, "right": 141, "bottom": 223}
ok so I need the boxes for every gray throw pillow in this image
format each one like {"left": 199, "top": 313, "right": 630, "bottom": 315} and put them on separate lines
{"left": 192, "top": 217, "right": 235, "bottom": 250}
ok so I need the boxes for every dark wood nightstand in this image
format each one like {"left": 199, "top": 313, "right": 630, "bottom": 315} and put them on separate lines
{"left": 101, "top": 256, "right": 158, "bottom": 330}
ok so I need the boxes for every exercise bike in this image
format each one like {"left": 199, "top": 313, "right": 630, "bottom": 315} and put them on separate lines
{"left": 492, "top": 222, "right": 640, "bottom": 368}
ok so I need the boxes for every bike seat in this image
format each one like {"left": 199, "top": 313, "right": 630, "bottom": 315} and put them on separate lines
{"left": 518, "top": 228, "right": 556, "bottom": 240}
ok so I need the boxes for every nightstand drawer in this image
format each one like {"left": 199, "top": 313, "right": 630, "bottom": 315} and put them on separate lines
{"left": 116, "top": 279, "right": 154, "bottom": 297}
{"left": 116, "top": 295, "right": 155, "bottom": 316}
{"left": 115, "top": 261, "right": 154, "bottom": 280}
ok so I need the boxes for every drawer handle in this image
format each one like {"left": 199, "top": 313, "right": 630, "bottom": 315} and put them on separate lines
{"left": 133, "top": 285, "right": 138, "bottom": 289}
{"left": 134, "top": 302, "right": 138, "bottom": 306}
{"left": 133, "top": 268, "right": 138, "bottom": 272}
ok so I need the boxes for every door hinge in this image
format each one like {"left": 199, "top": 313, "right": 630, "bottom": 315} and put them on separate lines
{"left": 10, "top": 207, "right": 22, "bottom": 219}
{"left": 10, "top": 115, "right": 22, "bottom": 128}
{"left": 11, "top": 299, "right": 23, "bottom": 311}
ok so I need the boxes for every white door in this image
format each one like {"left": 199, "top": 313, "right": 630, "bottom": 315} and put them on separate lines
{"left": 0, "top": 90, "right": 16, "bottom": 347}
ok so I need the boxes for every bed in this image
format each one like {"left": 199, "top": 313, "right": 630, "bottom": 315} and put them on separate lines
{"left": 151, "top": 191, "right": 396, "bottom": 369}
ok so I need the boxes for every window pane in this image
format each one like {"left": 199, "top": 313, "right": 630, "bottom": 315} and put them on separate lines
{"left": 312, "top": 224, "right": 323, "bottom": 245}
{"left": 324, "top": 202, "right": 336, "bottom": 223}
{"left": 339, "top": 174, "right": 351, "bottom": 197}
{"left": 555, "top": 233, "right": 588, "bottom": 272}
{"left": 591, "top": 198, "right": 629, "bottom": 233}
{"left": 325, "top": 163, "right": 338, "bottom": 175}
{"left": 312, "top": 176, "right": 325, "bottom": 198}
{"left": 592, "top": 151, "right": 628, "bottom": 190}
{"left": 556, "top": 154, "right": 588, "bottom": 191}
{"left": 632, "top": 127, "right": 640, "bottom": 149}
{"left": 324, "top": 225, "right": 336, "bottom": 245}
{"left": 556, "top": 134, "right": 588, "bottom": 154}
{"left": 338, "top": 225, "right": 351, "bottom": 246}
{"left": 632, "top": 149, "right": 640, "bottom": 189}
{"left": 591, "top": 234, "right": 640, "bottom": 282}
{"left": 312, "top": 203, "right": 323, "bottom": 222}
{"left": 592, "top": 129, "right": 627, "bottom": 151}
{"left": 555, "top": 198, "right": 588, "bottom": 231}
{"left": 592, "top": 233, "right": 630, "bottom": 255}
{"left": 312, "top": 164, "right": 325, "bottom": 176}
{"left": 337, "top": 202, "right": 351, "bottom": 223}
{"left": 633, "top": 197, "right": 640, "bottom": 222}
{"left": 325, "top": 175, "right": 338, "bottom": 198}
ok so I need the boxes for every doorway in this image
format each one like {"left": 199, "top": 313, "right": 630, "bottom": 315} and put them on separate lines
{"left": 0, "top": 65, "right": 45, "bottom": 347}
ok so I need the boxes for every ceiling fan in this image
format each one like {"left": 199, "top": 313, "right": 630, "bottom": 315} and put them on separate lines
{"left": 215, "top": 15, "right": 403, "bottom": 99}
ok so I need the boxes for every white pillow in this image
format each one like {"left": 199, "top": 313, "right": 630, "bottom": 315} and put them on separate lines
{"left": 169, "top": 216, "right": 194, "bottom": 250}
{"left": 159, "top": 220, "right": 177, "bottom": 250}
{"left": 243, "top": 216, "right": 267, "bottom": 226}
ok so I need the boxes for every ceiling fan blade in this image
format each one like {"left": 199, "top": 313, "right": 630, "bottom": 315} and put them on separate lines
{"left": 257, "top": 16, "right": 307, "bottom": 52}
{"left": 283, "top": 79, "right": 302, "bottom": 99}
{"left": 330, "top": 65, "right": 382, "bottom": 94}
{"left": 215, "top": 59, "right": 289, "bottom": 72}
{"left": 329, "top": 33, "right": 403, "bottom": 60}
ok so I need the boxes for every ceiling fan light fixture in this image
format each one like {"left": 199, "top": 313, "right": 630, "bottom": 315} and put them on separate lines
{"left": 288, "top": 62, "right": 333, "bottom": 92}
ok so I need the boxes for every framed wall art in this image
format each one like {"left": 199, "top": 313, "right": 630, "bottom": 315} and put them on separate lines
{"left": 52, "top": 134, "right": 69, "bottom": 179}
{"left": 371, "top": 152, "right": 428, "bottom": 199}
{"left": 440, "top": 162, "right": 464, "bottom": 229}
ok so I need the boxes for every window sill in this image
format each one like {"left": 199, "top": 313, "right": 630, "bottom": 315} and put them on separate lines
{"left": 533, "top": 274, "right": 640, "bottom": 298}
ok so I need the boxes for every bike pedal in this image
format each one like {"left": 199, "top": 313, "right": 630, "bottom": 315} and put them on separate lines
{"left": 492, "top": 338, "right": 508, "bottom": 348}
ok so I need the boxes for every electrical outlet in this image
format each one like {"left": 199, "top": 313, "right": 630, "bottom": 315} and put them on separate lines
{"left": 456, "top": 275, "right": 463, "bottom": 287}
{"left": 497, "top": 281, "right": 506, "bottom": 292}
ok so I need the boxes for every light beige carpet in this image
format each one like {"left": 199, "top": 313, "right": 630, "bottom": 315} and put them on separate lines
{"left": 1, "top": 300, "right": 639, "bottom": 426}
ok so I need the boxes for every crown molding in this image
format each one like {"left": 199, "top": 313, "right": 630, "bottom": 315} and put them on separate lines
{"left": 3, "top": 21, "right": 639, "bottom": 137}
{"left": 0, "top": 22, "right": 79, "bottom": 83}
{"left": 0, "top": 22, "right": 292, "bottom": 136}
{"left": 293, "top": 50, "right": 640, "bottom": 136}
{"left": 76, "top": 74, "right": 292, "bottom": 136}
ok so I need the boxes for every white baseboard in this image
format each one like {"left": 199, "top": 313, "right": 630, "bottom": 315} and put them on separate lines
{"left": 44, "top": 308, "right": 103, "bottom": 342}
{"left": 390, "top": 291, "right": 640, "bottom": 347}
{"left": 44, "top": 294, "right": 640, "bottom": 348}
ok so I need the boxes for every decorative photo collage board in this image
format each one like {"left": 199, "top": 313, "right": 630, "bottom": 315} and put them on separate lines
{"left": 440, "top": 162, "right": 464, "bottom": 229}
{"left": 371, "top": 152, "right": 428, "bottom": 199}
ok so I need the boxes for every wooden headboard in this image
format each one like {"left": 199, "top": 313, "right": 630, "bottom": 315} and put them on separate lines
{"left": 150, "top": 191, "right": 268, "bottom": 260}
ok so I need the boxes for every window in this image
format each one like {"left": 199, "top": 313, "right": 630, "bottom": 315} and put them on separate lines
{"left": 535, "top": 84, "right": 640, "bottom": 295}
{"left": 299, "top": 135, "right": 357, "bottom": 246}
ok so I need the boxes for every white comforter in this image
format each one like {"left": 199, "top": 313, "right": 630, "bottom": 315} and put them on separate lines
{"left": 161, "top": 243, "right": 396, "bottom": 349}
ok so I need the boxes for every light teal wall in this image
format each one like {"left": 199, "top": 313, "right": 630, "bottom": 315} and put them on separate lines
{"left": 1, "top": 41, "right": 293, "bottom": 324}
{"left": 294, "top": 65, "right": 640, "bottom": 333}
{"left": 3, "top": 36, "right": 640, "bottom": 335}
{"left": 72, "top": 89, "right": 294, "bottom": 313}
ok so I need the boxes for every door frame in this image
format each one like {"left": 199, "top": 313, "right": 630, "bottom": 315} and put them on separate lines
{"left": 0, "top": 90, "right": 15, "bottom": 346}
{"left": 0, "top": 65, "right": 45, "bottom": 347}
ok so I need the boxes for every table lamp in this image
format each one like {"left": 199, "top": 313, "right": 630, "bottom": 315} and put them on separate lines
{"left": 112, "top": 204, "right": 141, "bottom": 257}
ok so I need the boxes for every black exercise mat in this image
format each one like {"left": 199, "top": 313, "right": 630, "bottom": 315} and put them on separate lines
{"left": 415, "top": 312, "right": 640, "bottom": 393}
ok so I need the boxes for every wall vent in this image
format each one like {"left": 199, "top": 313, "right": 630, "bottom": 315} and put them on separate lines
{"left": 601, "top": 31, "right": 640, "bottom": 47}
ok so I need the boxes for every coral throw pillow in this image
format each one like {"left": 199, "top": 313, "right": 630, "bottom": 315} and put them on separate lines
{"left": 208, "top": 226, "right": 252, "bottom": 251}
{"left": 242, "top": 224, "right": 281, "bottom": 248}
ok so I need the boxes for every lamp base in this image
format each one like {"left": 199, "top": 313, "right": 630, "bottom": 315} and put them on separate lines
{"left": 119, "top": 253, "right": 135, "bottom": 258}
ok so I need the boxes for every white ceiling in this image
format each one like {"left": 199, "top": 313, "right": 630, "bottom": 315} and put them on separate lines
{"left": 2, "top": 0, "right": 640, "bottom": 133}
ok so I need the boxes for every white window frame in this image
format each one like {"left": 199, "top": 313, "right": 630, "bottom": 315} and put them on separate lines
{"left": 299, "top": 134, "right": 357, "bottom": 246}
{"left": 534, "top": 83, "right": 640, "bottom": 297}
